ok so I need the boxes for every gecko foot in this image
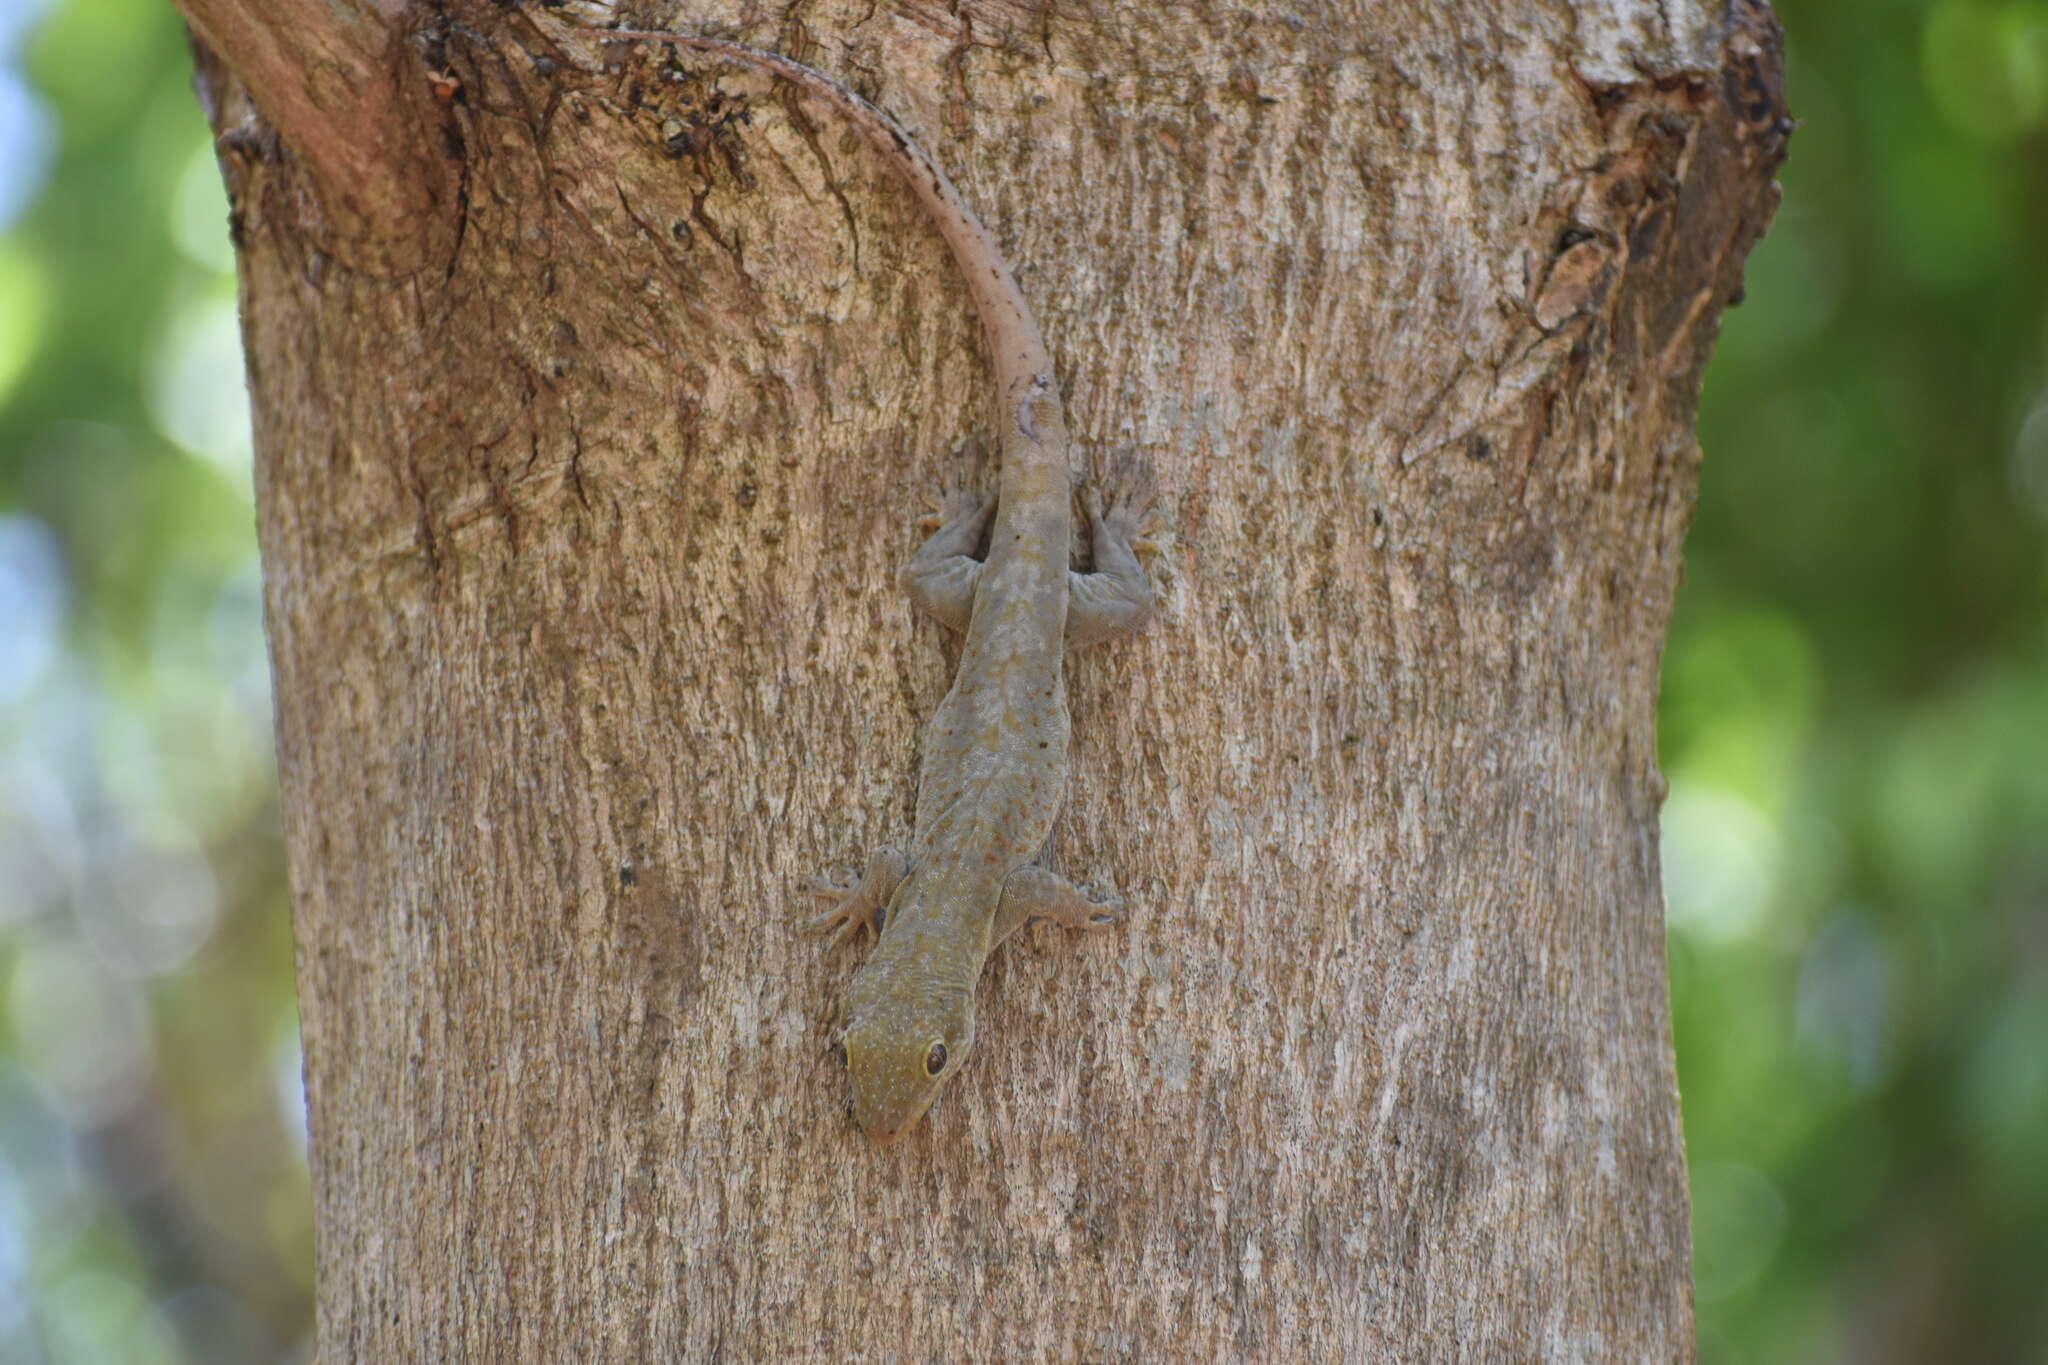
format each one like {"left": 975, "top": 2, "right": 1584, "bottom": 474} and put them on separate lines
{"left": 993, "top": 865, "right": 1126, "bottom": 943}
{"left": 803, "top": 875, "right": 882, "bottom": 947}
{"left": 1083, "top": 453, "right": 1159, "bottom": 555}
{"left": 801, "top": 846, "right": 907, "bottom": 949}
{"left": 916, "top": 436, "right": 994, "bottom": 532}
{"left": 1032, "top": 882, "right": 1123, "bottom": 931}
{"left": 915, "top": 479, "right": 989, "bottom": 534}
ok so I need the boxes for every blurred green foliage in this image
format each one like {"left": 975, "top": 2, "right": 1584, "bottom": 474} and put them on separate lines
{"left": 0, "top": 0, "right": 310, "bottom": 1360}
{"left": 0, "top": 0, "right": 2041, "bottom": 1361}
{"left": 1670, "top": 2, "right": 2048, "bottom": 1359}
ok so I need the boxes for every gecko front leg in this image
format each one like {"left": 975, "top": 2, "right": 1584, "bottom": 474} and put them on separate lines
{"left": 805, "top": 846, "right": 908, "bottom": 946}
{"left": 992, "top": 864, "right": 1123, "bottom": 945}
{"left": 1068, "top": 458, "right": 1156, "bottom": 648}
{"left": 900, "top": 483, "right": 993, "bottom": 634}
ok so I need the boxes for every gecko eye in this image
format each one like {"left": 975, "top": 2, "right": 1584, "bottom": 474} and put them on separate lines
{"left": 832, "top": 1041, "right": 848, "bottom": 1069}
{"left": 924, "top": 1042, "right": 948, "bottom": 1076}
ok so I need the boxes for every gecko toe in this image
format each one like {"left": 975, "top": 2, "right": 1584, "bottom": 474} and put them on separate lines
{"left": 801, "top": 907, "right": 847, "bottom": 935}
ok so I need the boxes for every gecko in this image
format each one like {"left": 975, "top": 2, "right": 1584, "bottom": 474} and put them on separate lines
{"left": 604, "top": 29, "right": 1155, "bottom": 1144}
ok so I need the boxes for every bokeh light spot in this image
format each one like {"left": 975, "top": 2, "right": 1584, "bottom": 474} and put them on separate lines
{"left": 7, "top": 939, "right": 152, "bottom": 1126}
{"left": 144, "top": 295, "right": 252, "bottom": 491}
{"left": 0, "top": 513, "right": 65, "bottom": 703}
{"left": 1662, "top": 782, "right": 1781, "bottom": 943}
{"left": 169, "top": 140, "right": 233, "bottom": 274}
{"left": 0, "top": 243, "right": 48, "bottom": 408}
{"left": 1923, "top": 2, "right": 2048, "bottom": 137}
{"left": 1691, "top": 1161, "right": 1789, "bottom": 1304}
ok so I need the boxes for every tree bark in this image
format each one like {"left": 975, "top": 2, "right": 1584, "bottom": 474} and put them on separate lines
{"left": 188, "top": 0, "right": 1786, "bottom": 1357}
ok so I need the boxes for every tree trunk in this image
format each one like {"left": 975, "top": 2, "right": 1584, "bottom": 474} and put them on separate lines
{"left": 184, "top": 0, "right": 1786, "bottom": 1357}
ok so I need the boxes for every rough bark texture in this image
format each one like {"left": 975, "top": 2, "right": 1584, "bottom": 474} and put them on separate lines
{"left": 191, "top": 0, "right": 1786, "bottom": 1357}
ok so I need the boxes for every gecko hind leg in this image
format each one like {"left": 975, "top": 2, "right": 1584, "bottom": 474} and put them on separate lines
{"left": 1068, "top": 454, "right": 1157, "bottom": 648}
{"left": 804, "top": 846, "right": 908, "bottom": 948}
{"left": 993, "top": 864, "right": 1123, "bottom": 946}
{"left": 899, "top": 480, "right": 992, "bottom": 635}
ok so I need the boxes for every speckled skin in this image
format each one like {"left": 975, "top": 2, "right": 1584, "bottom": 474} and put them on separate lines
{"left": 609, "top": 32, "right": 1153, "bottom": 1144}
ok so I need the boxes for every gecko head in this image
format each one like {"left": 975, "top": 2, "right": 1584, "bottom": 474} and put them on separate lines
{"left": 838, "top": 999, "right": 975, "bottom": 1145}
